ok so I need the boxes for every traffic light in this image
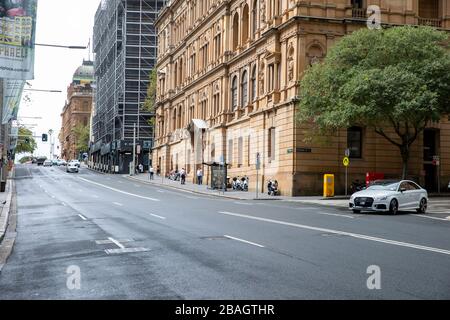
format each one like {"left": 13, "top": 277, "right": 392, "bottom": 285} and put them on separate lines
{"left": 42, "top": 134, "right": 48, "bottom": 142}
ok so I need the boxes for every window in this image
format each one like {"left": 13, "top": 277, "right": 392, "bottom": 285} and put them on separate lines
{"left": 268, "top": 127, "right": 275, "bottom": 161}
{"left": 211, "top": 143, "right": 215, "bottom": 161}
{"left": 252, "top": 0, "right": 258, "bottom": 35}
{"left": 268, "top": 64, "right": 275, "bottom": 91}
{"left": 228, "top": 139, "right": 233, "bottom": 165}
{"left": 241, "top": 71, "right": 248, "bottom": 107}
{"left": 238, "top": 137, "right": 243, "bottom": 166}
{"left": 232, "top": 14, "right": 239, "bottom": 50}
{"left": 242, "top": 5, "right": 249, "bottom": 44}
{"left": 251, "top": 66, "right": 257, "bottom": 101}
{"left": 347, "top": 127, "right": 362, "bottom": 158}
{"left": 231, "top": 76, "right": 238, "bottom": 111}
{"left": 214, "top": 33, "right": 221, "bottom": 60}
{"left": 247, "top": 135, "right": 251, "bottom": 166}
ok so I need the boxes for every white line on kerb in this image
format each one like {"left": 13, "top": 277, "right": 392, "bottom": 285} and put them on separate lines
{"left": 78, "top": 214, "right": 87, "bottom": 221}
{"left": 79, "top": 177, "right": 160, "bottom": 202}
{"left": 219, "top": 211, "right": 450, "bottom": 256}
{"left": 113, "top": 202, "right": 123, "bottom": 207}
{"left": 150, "top": 213, "right": 166, "bottom": 220}
{"left": 108, "top": 237, "right": 125, "bottom": 249}
{"left": 224, "top": 235, "right": 265, "bottom": 248}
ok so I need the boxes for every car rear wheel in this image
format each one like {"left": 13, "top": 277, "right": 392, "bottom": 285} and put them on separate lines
{"left": 352, "top": 209, "right": 361, "bottom": 213}
{"left": 416, "top": 198, "right": 427, "bottom": 214}
{"left": 389, "top": 199, "right": 398, "bottom": 215}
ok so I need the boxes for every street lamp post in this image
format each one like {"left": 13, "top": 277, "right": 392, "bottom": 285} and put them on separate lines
{"left": 48, "top": 129, "right": 54, "bottom": 160}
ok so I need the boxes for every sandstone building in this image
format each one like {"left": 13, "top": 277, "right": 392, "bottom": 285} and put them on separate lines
{"left": 152, "top": 0, "right": 450, "bottom": 195}
{"left": 59, "top": 60, "right": 94, "bottom": 161}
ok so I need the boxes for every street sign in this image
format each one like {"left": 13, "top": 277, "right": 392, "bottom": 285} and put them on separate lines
{"left": 256, "top": 152, "right": 261, "bottom": 170}
{"left": 345, "top": 149, "right": 350, "bottom": 157}
{"left": 433, "top": 155, "right": 440, "bottom": 166}
{"left": 343, "top": 157, "right": 350, "bottom": 167}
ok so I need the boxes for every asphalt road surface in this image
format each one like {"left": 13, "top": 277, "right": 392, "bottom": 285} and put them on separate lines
{"left": 0, "top": 164, "right": 449, "bottom": 299}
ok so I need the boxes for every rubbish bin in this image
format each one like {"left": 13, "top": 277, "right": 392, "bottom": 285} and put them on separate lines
{"left": 323, "top": 174, "right": 334, "bottom": 197}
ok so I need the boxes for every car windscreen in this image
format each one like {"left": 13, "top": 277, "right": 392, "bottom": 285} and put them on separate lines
{"left": 367, "top": 183, "right": 399, "bottom": 191}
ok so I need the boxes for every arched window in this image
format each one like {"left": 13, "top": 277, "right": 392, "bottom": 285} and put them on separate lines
{"left": 242, "top": 5, "right": 249, "bottom": 44}
{"left": 241, "top": 71, "right": 248, "bottom": 107}
{"left": 232, "top": 13, "right": 239, "bottom": 50}
{"left": 231, "top": 76, "right": 238, "bottom": 111}
{"left": 252, "top": 0, "right": 258, "bottom": 35}
{"left": 251, "top": 66, "right": 257, "bottom": 101}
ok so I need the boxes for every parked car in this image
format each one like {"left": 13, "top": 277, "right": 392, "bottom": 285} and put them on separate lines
{"left": 349, "top": 180, "right": 428, "bottom": 215}
{"left": 66, "top": 162, "right": 79, "bottom": 173}
{"left": 52, "top": 159, "right": 58, "bottom": 166}
{"left": 36, "top": 157, "right": 46, "bottom": 166}
{"left": 43, "top": 160, "right": 52, "bottom": 167}
{"left": 58, "top": 159, "right": 67, "bottom": 166}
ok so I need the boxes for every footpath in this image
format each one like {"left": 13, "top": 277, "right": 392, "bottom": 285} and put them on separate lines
{"left": 0, "top": 169, "right": 17, "bottom": 272}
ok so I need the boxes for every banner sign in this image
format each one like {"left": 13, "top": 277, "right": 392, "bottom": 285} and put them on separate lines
{"left": 0, "top": 0, "right": 38, "bottom": 80}
{"left": 2, "top": 78, "right": 24, "bottom": 124}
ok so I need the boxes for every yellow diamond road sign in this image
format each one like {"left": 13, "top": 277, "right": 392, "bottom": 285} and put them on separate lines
{"left": 343, "top": 157, "right": 350, "bottom": 167}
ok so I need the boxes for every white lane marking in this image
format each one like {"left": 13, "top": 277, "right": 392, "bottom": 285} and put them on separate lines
{"left": 234, "top": 202, "right": 253, "bottom": 206}
{"left": 79, "top": 177, "right": 160, "bottom": 202}
{"left": 415, "top": 214, "right": 450, "bottom": 222}
{"left": 113, "top": 202, "right": 123, "bottom": 207}
{"left": 51, "top": 195, "right": 56, "bottom": 199}
{"left": 157, "top": 190, "right": 165, "bottom": 193}
{"left": 108, "top": 237, "right": 125, "bottom": 249}
{"left": 296, "top": 208, "right": 354, "bottom": 219}
{"left": 224, "top": 235, "right": 265, "bottom": 248}
{"left": 105, "top": 247, "right": 149, "bottom": 254}
{"left": 61, "top": 202, "right": 67, "bottom": 207}
{"left": 78, "top": 214, "right": 87, "bottom": 221}
{"left": 183, "top": 195, "right": 199, "bottom": 200}
{"left": 219, "top": 211, "right": 450, "bottom": 256}
{"left": 150, "top": 213, "right": 166, "bottom": 220}
{"left": 96, "top": 239, "right": 134, "bottom": 245}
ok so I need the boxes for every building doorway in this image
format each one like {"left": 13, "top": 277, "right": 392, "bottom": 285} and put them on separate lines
{"left": 423, "top": 129, "right": 440, "bottom": 191}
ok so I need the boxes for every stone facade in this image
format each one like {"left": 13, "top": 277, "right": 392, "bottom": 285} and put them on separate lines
{"left": 152, "top": 0, "right": 450, "bottom": 195}
{"left": 59, "top": 61, "right": 94, "bottom": 161}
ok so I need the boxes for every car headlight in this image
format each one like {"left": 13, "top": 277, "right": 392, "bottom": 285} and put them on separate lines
{"left": 376, "top": 196, "right": 388, "bottom": 201}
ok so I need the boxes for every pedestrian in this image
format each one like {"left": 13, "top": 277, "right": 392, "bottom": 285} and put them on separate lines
{"left": 139, "top": 163, "right": 143, "bottom": 173}
{"left": 197, "top": 168, "right": 203, "bottom": 185}
{"left": 180, "top": 167, "right": 186, "bottom": 185}
{"left": 156, "top": 165, "right": 160, "bottom": 176}
{"left": 149, "top": 166, "right": 154, "bottom": 180}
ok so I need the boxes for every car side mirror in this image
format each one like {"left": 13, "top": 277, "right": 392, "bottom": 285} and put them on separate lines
{"left": 400, "top": 187, "right": 407, "bottom": 192}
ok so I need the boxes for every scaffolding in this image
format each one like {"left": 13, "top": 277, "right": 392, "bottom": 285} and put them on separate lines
{"left": 92, "top": 0, "right": 165, "bottom": 173}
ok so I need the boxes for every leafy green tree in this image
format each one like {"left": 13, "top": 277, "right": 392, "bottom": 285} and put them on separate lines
{"left": 142, "top": 68, "right": 157, "bottom": 127}
{"left": 72, "top": 124, "right": 90, "bottom": 155}
{"left": 297, "top": 26, "right": 450, "bottom": 179}
{"left": 16, "top": 126, "right": 37, "bottom": 154}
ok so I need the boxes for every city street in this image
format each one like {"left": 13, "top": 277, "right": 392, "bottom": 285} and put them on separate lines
{"left": 0, "top": 164, "right": 449, "bottom": 299}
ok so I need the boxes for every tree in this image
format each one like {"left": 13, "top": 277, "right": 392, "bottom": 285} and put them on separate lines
{"left": 16, "top": 126, "right": 37, "bottom": 154}
{"left": 72, "top": 124, "right": 90, "bottom": 155}
{"left": 297, "top": 26, "right": 450, "bottom": 179}
{"left": 142, "top": 68, "right": 157, "bottom": 127}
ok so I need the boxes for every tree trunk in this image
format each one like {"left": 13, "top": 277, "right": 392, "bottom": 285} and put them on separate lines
{"left": 400, "top": 146, "right": 410, "bottom": 180}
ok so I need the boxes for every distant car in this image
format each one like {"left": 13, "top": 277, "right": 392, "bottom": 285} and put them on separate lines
{"left": 36, "top": 157, "right": 46, "bottom": 166}
{"left": 349, "top": 180, "right": 428, "bottom": 215}
{"left": 52, "top": 159, "right": 58, "bottom": 166}
{"left": 69, "top": 159, "right": 80, "bottom": 168}
{"left": 43, "top": 160, "right": 52, "bottom": 167}
{"left": 66, "top": 162, "right": 79, "bottom": 173}
{"left": 57, "top": 159, "right": 67, "bottom": 166}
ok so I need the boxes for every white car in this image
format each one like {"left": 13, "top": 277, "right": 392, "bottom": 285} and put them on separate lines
{"left": 349, "top": 180, "right": 428, "bottom": 215}
{"left": 66, "top": 162, "right": 79, "bottom": 173}
{"left": 70, "top": 159, "right": 81, "bottom": 168}
{"left": 43, "top": 160, "right": 52, "bottom": 167}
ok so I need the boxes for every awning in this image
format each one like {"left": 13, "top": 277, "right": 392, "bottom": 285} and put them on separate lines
{"left": 187, "top": 119, "right": 208, "bottom": 132}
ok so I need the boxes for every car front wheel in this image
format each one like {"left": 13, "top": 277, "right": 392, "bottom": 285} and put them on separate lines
{"left": 389, "top": 199, "right": 398, "bottom": 215}
{"left": 416, "top": 198, "right": 427, "bottom": 214}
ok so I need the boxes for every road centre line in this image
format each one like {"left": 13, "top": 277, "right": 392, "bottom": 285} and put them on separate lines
{"left": 79, "top": 177, "right": 160, "bottom": 202}
{"left": 224, "top": 235, "right": 265, "bottom": 248}
{"left": 108, "top": 237, "right": 125, "bottom": 249}
{"left": 78, "top": 214, "right": 87, "bottom": 221}
{"left": 219, "top": 211, "right": 450, "bottom": 256}
{"left": 113, "top": 202, "right": 123, "bottom": 207}
{"left": 150, "top": 213, "right": 166, "bottom": 220}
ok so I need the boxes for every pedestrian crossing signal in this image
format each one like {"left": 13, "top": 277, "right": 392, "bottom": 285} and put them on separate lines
{"left": 42, "top": 134, "right": 48, "bottom": 142}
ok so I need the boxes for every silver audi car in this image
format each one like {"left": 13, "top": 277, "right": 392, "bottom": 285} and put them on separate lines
{"left": 349, "top": 180, "right": 428, "bottom": 215}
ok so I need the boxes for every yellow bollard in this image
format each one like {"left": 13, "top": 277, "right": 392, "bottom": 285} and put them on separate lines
{"left": 323, "top": 174, "right": 335, "bottom": 198}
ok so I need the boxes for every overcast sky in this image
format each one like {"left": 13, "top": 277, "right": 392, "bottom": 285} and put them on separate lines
{"left": 18, "top": 0, "right": 101, "bottom": 159}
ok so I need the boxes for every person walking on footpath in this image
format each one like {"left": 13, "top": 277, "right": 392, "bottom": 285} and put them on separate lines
{"left": 149, "top": 166, "right": 154, "bottom": 180}
{"left": 138, "top": 163, "right": 143, "bottom": 174}
{"left": 197, "top": 168, "right": 203, "bottom": 185}
{"left": 180, "top": 167, "right": 186, "bottom": 185}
